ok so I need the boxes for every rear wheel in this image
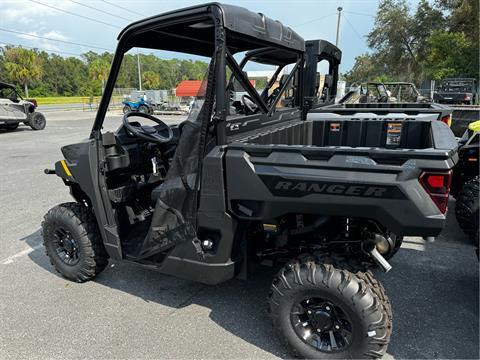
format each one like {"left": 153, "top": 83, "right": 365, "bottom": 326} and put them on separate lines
{"left": 269, "top": 257, "right": 391, "bottom": 359}
{"left": 455, "top": 177, "right": 479, "bottom": 238}
{"left": 42, "top": 202, "right": 109, "bottom": 282}
{"left": 138, "top": 104, "right": 149, "bottom": 113}
{"left": 28, "top": 112, "right": 46, "bottom": 130}
{"left": 5, "top": 123, "right": 19, "bottom": 131}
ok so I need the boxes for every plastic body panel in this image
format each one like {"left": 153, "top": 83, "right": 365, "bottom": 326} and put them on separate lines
{"left": 223, "top": 119, "right": 458, "bottom": 237}
{"left": 157, "top": 147, "right": 243, "bottom": 284}
{"left": 224, "top": 147, "right": 455, "bottom": 236}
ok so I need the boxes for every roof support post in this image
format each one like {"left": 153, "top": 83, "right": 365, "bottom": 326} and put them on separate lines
{"left": 213, "top": 12, "right": 227, "bottom": 145}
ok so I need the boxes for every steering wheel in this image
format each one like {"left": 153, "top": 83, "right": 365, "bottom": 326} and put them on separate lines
{"left": 241, "top": 94, "right": 258, "bottom": 115}
{"left": 122, "top": 112, "right": 173, "bottom": 144}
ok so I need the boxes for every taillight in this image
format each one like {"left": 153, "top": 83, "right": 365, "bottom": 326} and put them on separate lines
{"left": 464, "top": 94, "right": 471, "bottom": 100}
{"left": 440, "top": 114, "right": 452, "bottom": 127}
{"left": 419, "top": 171, "right": 452, "bottom": 214}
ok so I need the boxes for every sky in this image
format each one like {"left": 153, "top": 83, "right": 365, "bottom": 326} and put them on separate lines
{"left": 0, "top": 0, "right": 384, "bottom": 72}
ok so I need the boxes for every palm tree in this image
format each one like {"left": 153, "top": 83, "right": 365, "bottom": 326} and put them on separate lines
{"left": 89, "top": 58, "right": 110, "bottom": 94}
{"left": 142, "top": 71, "right": 161, "bottom": 90}
{"left": 4, "top": 47, "right": 43, "bottom": 98}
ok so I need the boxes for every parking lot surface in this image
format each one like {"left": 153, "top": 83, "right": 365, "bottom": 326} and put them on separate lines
{"left": 0, "top": 111, "right": 478, "bottom": 359}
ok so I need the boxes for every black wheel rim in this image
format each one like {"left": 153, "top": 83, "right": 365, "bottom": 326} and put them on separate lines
{"left": 53, "top": 227, "right": 80, "bottom": 265}
{"left": 34, "top": 115, "right": 45, "bottom": 127}
{"left": 290, "top": 297, "right": 353, "bottom": 353}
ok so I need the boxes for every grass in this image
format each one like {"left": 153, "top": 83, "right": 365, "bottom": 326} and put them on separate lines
{"left": 34, "top": 96, "right": 122, "bottom": 105}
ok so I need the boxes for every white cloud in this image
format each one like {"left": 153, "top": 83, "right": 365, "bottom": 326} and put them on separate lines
{"left": 43, "top": 30, "right": 68, "bottom": 41}
{"left": 2, "top": 0, "right": 77, "bottom": 25}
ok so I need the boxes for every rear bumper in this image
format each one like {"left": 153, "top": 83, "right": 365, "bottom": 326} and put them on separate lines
{"left": 225, "top": 148, "right": 457, "bottom": 237}
{"left": 434, "top": 93, "right": 472, "bottom": 103}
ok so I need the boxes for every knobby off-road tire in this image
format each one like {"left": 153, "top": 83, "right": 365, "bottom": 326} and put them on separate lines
{"left": 42, "top": 202, "right": 109, "bottom": 282}
{"left": 455, "top": 177, "right": 479, "bottom": 239}
{"left": 269, "top": 256, "right": 391, "bottom": 359}
{"left": 28, "top": 112, "right": 46, "bottom": 130}
{"left": 5, "top": 123, "right": 19, "bottom": 131}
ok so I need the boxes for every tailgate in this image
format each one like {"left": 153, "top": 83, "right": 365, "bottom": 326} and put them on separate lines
{"left": 225, "top": 134, "right": 457, "bottom": 237}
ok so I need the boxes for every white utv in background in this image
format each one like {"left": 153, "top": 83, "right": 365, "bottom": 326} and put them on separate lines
{"left": 0, "top": 82, "right": 46, "bottom": 131}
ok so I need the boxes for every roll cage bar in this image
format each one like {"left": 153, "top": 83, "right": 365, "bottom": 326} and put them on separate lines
{"left": 226, "top": 49, "right": 303, "bottom": 116}
{"left": 90, "top": 2, "right": 304, "bottom": 143}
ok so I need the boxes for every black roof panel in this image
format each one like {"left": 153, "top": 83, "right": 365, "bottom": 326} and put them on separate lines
{"left": 118, "top": 3, "right": 304, "bottom": 56}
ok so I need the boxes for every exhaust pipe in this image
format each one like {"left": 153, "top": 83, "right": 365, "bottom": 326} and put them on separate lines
{"left": 368, "top": 247, "right": 392, "bottom": 273}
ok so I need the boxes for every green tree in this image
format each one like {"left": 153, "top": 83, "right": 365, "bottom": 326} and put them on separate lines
{"left": 89, "top": 58, "right": 110, "bottom": 95}
{"left": 424, "top": 31, "right": 476, "bottom": 80}
{"left": 3, "top": 47, "right": 43, "bottom": 97}
{"left": 344, "top": 54, "right": 382, "bottom": 84}
{"left": 367, "top": 0, "right": 444, "bottom": 82}
{"left": 142, "top": 70, "right": 160, "bottom": 89}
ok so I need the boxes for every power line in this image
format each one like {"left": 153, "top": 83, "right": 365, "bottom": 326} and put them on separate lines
{"left": 0, "top": 28, "right": 113, "bottom": 51}
{"left": 28, "top": 0, "right": 121, "bottom": 29}
{"left": 0, "top": 42, "right": 82, "bottom": 56}
{"left": 100, "top": 0, "right": 147, "bottom": 18}
{"left": 68, "top": 0, "right": 135, "bottom": 22}
{"left": 342, "top": 14, "right": 366, "bottom": 43}
{"left": 295, "top": 13, "right": 336, "bottom": 28}
{"left": 344, "top": 10, "right": 376, "bottom": 19}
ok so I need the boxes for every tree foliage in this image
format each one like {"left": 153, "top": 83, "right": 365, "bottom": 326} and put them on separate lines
{"left": 142, "top": 71, "right": 160, "bottom": 90}
{"left": 3, "top": 47, "right": 43, "bottom": 97}
{"left": 0, "top": 46, "right": 209, "bottom": 97}
{"left": 345, "top": 0, "right": 479, "bottom": 84}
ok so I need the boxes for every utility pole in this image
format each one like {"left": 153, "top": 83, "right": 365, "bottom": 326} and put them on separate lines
{"left": 335, "top": 7, "right": 343, "bottom": 47}
{"left": 137, "top": 52, "right": 142, "bottom": 91}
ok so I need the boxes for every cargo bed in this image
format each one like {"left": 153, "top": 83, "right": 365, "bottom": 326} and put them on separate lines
{"left": 225, "top": 116, "right": 458, "bottom": 237}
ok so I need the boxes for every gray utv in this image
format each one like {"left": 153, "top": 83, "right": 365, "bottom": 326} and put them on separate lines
{"left": 0, "top": 82, "right": 46, "bottom": 131}
{"left": 42, "top": 3, "right": 458, "bottom": 358}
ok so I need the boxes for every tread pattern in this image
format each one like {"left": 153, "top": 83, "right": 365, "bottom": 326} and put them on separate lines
{"left": 42, "top": 202, "right": 109, "bottom": 282}
{"left": 268, "top": 255, "right": 392, "bottom": 359}
{"left": 455, "top": 177, "right": 479, "bottom": 239}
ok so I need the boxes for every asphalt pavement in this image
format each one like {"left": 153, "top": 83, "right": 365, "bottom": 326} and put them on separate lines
{"left": 0, "top": 110, "right": 478, "bottom": 359}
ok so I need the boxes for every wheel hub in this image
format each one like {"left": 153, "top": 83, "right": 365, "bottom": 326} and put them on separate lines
{"left": 290, "top": 298, "right": 352, "bottom": 352}
{"left": 54, "top": 227, "right": 79, "bottom": 265}
{"left": 308, "top": 308, "right": 333, "bottom": 331}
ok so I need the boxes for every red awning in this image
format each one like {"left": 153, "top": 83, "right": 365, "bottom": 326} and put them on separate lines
{"left": 175, "top": 80, "right": 203, "bottom": 97}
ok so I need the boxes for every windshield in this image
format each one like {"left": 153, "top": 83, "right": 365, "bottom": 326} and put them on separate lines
{"left": 112, "top": 48, "right": 212, "bottom": 125}
{"left": 441, "top": 80, "right": 474, "bottom": 92}
{"left": 384, "top": 84, "right": 419, "bottom": 102}
{"left": 0, "top": 86, "right": 18, "bottom": 100}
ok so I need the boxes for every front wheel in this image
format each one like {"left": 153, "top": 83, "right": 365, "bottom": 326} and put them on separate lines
{"left": 28, "top": 112, "right": 46, "bottom": 130}
{"left": 269, "top": 258, "right": 391, "bottom": 359}
{"left": 42, "top": 202, "right": 109, "bottom": 282}
{"left": 123, "top": 105, "right": 132, "bottom": 114}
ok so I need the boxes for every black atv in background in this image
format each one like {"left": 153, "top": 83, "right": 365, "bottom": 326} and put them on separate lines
{"left": 434, "top": 78, "right": 479, "bottom": 105}
{"left": 41, "top": 3, "right": 458, "bottom": 358}
{"left": 451, "top": 121, "right": 479, "bottom": 256}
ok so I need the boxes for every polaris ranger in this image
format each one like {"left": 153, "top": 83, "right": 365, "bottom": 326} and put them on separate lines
{"left": 42, "top": 4, "right": 458, "bottom": 358}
